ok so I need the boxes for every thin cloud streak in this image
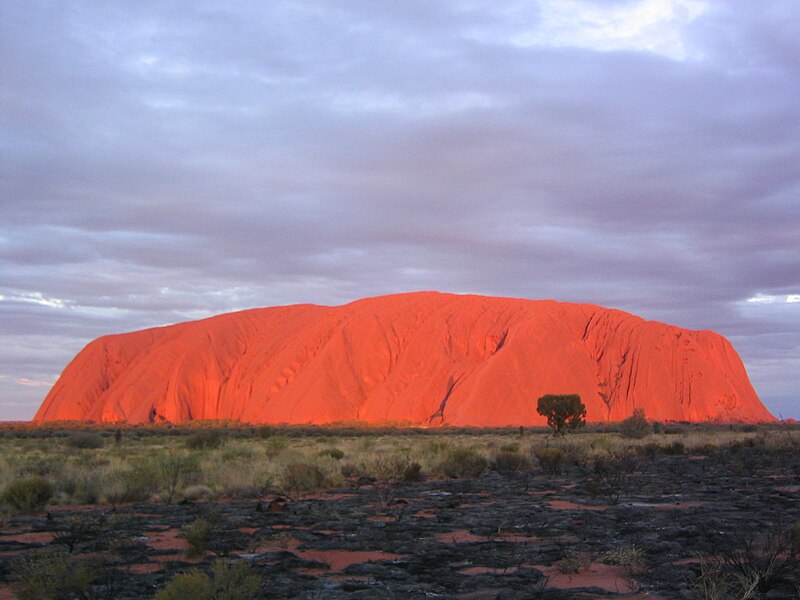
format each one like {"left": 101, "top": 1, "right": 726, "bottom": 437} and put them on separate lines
{"left": 1, "top": 0, "right": 798, "bottom": 420}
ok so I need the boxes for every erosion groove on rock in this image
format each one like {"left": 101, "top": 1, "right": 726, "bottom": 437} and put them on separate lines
{"left": 34, "top": 292, "right": 774, "bottom": 425}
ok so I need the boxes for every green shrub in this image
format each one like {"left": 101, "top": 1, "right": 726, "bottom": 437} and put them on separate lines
{"left": 318, "top": 447, "right": 345, "bottom": 460}
{"left": 535, "top": 446, "right": 566, "bottom": 475}
{"left": 102, "top": 463, "right": 158, "bottom": 504}
{"left": 402, "top": 461, "right": 424, "bottom": 482}
{"left": 182, "top": 485, "right": 216, "bottom": 501}
{"left": 183, "top": 518, "right": 212, "bottom": 558}
{"left": 15, "top": 455, "right": 61, "bottom": 478}
{"left": 2, "top": 476, "right": 54, "bottom": 513}
{"left": 154, "top": 559, "right": 261, "bottom": 600}
{"left": 60, "top": 473, "right": 102, "bottom": 505}
{"left": 664, "top": 441, "right": 685, "bottom": 455}
{"left": 66, "top": 432, "right": 105, "bottom": 449}
{"left": 436, "top": 447, "right": 487, "bottom": 479}
{"left": 51, "top": 514, "right": 103, "bottom": 553}
{"left": 340, "top": 462, "right": 360, "bottom": 478}
{"left": 601, "top": 545, "right": 646, "bottom": 570}
{"left": 491, "top": 450, "right": 533, "bottom": 475}
{"left": 581, "top": 452, "right": 639, "bottom": 505}
{"left": 156, "top": 451, "right": 201, "bottom": 505}
{"left": 255, "top": 425, "right": 273, "bottom": 439}
{"left": 265, "top": 435, "right": 289, "bottom": 457}
{"left": 620, "top": 409, "right": 652, "bottom": 439}
{"left": 280, "top": 462, "right": 327, "bottom": 500}
{"left": 185, "top": 430, "right": 224, "bottom": 450}
{"left": 11, "top": 552, "right": 99, "bottom": 600}
{"left": 154, "top": 571, "right": 211, "bottom": 600}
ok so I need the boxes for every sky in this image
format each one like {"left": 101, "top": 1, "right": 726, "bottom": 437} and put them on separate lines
{"left": 1, "top": 0, "right": 798, "bottom": 421}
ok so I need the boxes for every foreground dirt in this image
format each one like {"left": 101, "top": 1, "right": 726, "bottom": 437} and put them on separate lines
{"left": 1, "top": 447, "right": 798, "bottom": 599}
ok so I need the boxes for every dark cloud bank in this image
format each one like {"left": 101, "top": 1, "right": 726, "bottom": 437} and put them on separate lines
{"left": 1, "top": 1, "right": 798, "bottom": 420}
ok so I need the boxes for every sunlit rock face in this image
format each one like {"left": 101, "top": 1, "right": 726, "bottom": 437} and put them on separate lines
{"left": 34, "top": 292, "right": 775, "bottom": 425}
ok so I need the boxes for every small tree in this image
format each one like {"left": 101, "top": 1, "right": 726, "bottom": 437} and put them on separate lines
{"left": 537, "top": 394, "right": 586, "bottom": 435}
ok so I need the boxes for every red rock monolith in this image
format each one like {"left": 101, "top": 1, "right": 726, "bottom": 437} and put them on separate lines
{"left": 34, "top": 292, "right": 775, "bottom": 425}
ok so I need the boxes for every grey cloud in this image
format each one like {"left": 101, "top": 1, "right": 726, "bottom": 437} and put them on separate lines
{"left": 1, "top": 0, "right": 799, "bottom": 420}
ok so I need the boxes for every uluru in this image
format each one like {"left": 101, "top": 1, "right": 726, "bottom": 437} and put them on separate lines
{"left": 34, "top": 292, "right": 775, "bottom": 426}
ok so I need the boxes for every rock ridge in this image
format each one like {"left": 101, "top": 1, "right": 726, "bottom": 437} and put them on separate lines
{"left": 34, "top": 292, "right": 774, "bottom": 425}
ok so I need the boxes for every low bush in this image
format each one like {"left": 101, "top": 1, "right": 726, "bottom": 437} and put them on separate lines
{"left": 157, "top": 451, "right": 201, "bottom": 505}
{"left": 65, "top": 432, "right": 104, "bottom": 449}
{"left": 182, "top": 484, "right": 216, "bottom": 501}
{"left": 14, "top": 455, "right": 61, "bottom": 478}
{"left": 11, "top": 552, "right": 100, "bottom": 600}
{"left": 154, "top": 571, "right": 210, "bottom": 600}
{"left": 402, "top": 461, "right": 424, "bottom": 482}
{"left": 435, "top": 447, "right": 487, "bottom": 479}
{"left": 620, "top": 409, "right": 652, "bottom": 439}
{"left": 101, "top": 463, "right": 159, "bottom": 504}
{"left": 183, "top": 518, "right": 212, "bottom": 558}
{"left": 491, "top": 450, "right": 532, "bottom": 475}
{"left": 281, "top": 462, "right": 327, "bottom": 500}
{"left": 60, "top": 471, "right": 103, "bottom": 505}
{"left": 664, "top": 441, "right": 685, "bottom": 455}
{"left": 601, "top": 545, "right": 646, "bottom": 571}
{"left": 581, "top": 451, "right": 639, "bottom": 505}
{"left": 340, "top": 462, "right": 360, "bottom": 478}
{"left": 318, "top": 447, "right": 345, "bottom": 460}
{"left": 154, "top": 558, "right": 261, "bottom": 600}
{"left": 2, "top": 476, "right": 54, "bottom": 513}
{"left": 691, "top": 521, "right": 799, "bottom": 598}
{"left": 52, "top": 514, "right": 103, "bottom": 553}
{"left": 185, "top": 430, "right": 224, "bottom": 450}
{"left": 534, "top": 446, "right": 566, "bottom": 476}
{"left": 265, "top": 436, "right": 289, "bottom": 457}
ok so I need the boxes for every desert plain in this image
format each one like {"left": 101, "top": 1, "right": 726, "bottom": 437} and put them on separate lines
{"left": 0, "top": 422, "right": 798, "bottom": 599}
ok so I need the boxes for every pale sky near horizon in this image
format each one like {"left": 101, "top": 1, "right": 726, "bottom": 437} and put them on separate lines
{"left": 1, "top": 0, "right": 798, "bottom": 420}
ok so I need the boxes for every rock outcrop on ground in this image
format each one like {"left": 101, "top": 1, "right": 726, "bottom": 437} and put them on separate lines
{"left": 34, "top": 292, "right": 774, "bottom": 425}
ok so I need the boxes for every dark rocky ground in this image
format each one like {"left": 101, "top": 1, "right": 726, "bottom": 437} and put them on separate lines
{"left": 1, "top": 446, "right": 799, "bottom": 599}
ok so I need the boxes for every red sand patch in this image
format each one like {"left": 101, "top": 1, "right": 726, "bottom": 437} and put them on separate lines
{"left": 238, "top": 527, "right": 259, "bottom": 534}
{"left": 254, "top": 537, "right": 407, "bottom": 571}
{"left": 436, "top": 530, "right": 485, "bottom": 543}
{"left": 144, "top": 528, "right": 187, "bottom": 552}
{"left": 547, "top": 500, "right": 606, "bottom": 511}
{"left": 128, "top": 562, "right": 164, "bottom": 574}
{"left": 299, "top": 549, "right": 407, "bottom": 572}
{"left": 0, "top": 585, "right": 15, "bottom": 600}
{"left": 0, "top": 531, "right": 54, "bottom": 544}
{"left": 414, "top": 510, "right": 438, "bottom": 518}
{"left": 536, "top": 562, "right": 637, "bottom": 593}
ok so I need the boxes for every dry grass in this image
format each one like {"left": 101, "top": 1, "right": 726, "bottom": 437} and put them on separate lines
{"left": 0, "top": 424, "right": 796, "bottom": 510}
